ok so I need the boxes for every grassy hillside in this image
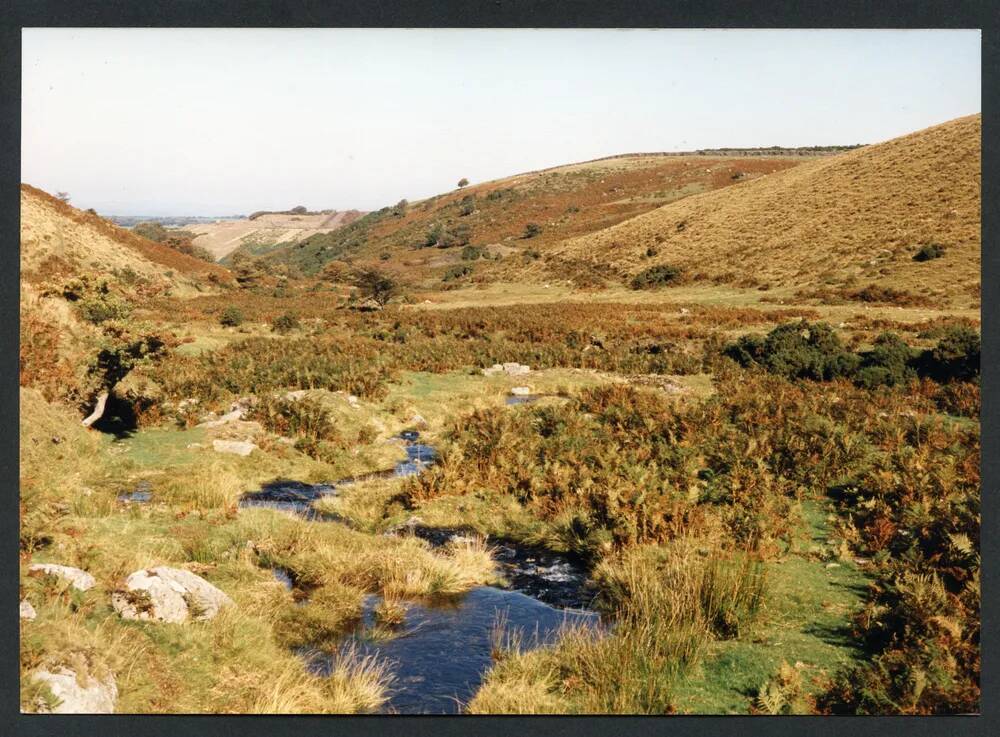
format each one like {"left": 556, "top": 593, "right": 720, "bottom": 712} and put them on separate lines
{"left": 21, "top": 184, "right": 233, "bottom": 290}
{"left": 546, "top": 115, "right": 980, "bottom": 303}
{"left": 260, "top": 153, "right": 806, "bottom": 280}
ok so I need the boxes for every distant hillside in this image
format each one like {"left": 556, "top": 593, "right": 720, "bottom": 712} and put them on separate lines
{"left": 261, "top": 152, "right": 807, "bottom": 278}
{"left": 20, "top": 184, "right": 233, "bottom": 291}
{"left": 187, "top": 209, "right": 366, "bottom": 262}
{"left": 542, "top": 114, "right": 980, "bottom": 303}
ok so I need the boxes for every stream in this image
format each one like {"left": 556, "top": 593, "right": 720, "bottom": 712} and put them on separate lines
{"left": 238, "top": 431, "right": 602, "bottom": 714}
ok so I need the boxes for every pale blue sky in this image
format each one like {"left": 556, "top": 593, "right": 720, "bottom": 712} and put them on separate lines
{"left": 22, "top": 29, "right": 981, "bottom": 216}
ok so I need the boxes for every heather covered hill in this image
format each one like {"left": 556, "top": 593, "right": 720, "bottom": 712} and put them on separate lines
{"left": 260, "top": 153, "right": 807, "bottom": 279}
{"left": 544, "top": 115, "right": 980, "bottom": 303}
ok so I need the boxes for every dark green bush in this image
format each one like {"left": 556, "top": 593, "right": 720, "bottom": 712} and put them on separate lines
{"left": 443, "top": 264, "right": 473, "bottom": 282}
{"left": 219, "top": 307, "right": 244, "bottom": 327}
{"left": 630, "top": 264, "right": 682, "bottom": 290}
{"left": 461, "top": 245, "right": 483, "bottom": 261}
{"left": 913, "top": 243, "right": 946, "bottom": 262}
{"left": 854, "top": 333, "right": 917, "bottom": 389}
{"left": 918, "top": 326, "right": 980, "bottom": 382}
{"left": 724, "top": 321, "right": 858, "bottom": 381}
{"left": 272, "top": 312, "right": 301, "bottom": 334}
{"left": 523, "top": 223, "right": 542, "bottom": 239}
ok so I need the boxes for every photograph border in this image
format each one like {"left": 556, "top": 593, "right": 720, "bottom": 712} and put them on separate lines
{"left": 0, "top": 2, "right": 995, "bottom": 736}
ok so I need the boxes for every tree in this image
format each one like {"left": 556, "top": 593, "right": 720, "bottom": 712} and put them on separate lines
{"left": 56, "top": 192, "right": 71, "bottom": 203}
{"left": 351, "top": 267, "right": 398, "bottom": 307}
{"left": 457, "top": 178, "right": 469, "bottom": 188}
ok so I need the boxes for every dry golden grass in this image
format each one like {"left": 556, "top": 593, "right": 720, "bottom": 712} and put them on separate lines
{"left": 20, "top": 184, "right": 231, "bottom": 290}
{"left": 549, "top": 115, "right": 980, "bottom": 302}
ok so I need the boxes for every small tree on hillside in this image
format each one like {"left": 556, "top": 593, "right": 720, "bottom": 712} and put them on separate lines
{"left": 457, "top": 178, "right": 469, "bottom": 188}
{"left": 56, "top": 192, "right": 71, "bottom": 203}
{"left": 351, "top": 267, "right": 398, "bottom": 307}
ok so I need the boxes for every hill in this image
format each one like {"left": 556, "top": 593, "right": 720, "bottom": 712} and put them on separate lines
{"left": 20, "top": 184, "right": 233, "bottom": 291}
{"left": 544, "top": 115, "right": 980, "bottom": 303}
{"left": 186, "top": 210, "right": 366, "bottom": 262}
{"left": 259, "top": 153, "right": 807, "bottom": 279}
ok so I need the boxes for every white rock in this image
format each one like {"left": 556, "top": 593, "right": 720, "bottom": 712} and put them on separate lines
{"left": 283, "top": 389, "right": 309, "bottom": 401}
{"left": 409, "top": 413, "right": 429, "bottom": 430}
{"left": 112, "top": 566, "right": 234, "bottom": 623}
{"left": 32, "top": 667, "right": 117, "bottom": 714}
{"left": 198, "top": 406, "right": 246, "bottom": 428}
{"left": 28, "top": 564, "right": 96, "bottom": 592}
{"left": 212, "top": 439, "right": 256, "bottom": 457}
{"left": 347, "top": 395, "right": 360, "bottom": 407}
{"left": 511, "top": 386, "right": 533, "bottom": 396}
{"left": 20, "top": 600, "right": 36, "bottom": 620}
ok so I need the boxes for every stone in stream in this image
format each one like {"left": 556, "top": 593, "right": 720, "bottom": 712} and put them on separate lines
{"left": 28, "top": 564, "right": 97, "bottom": 592}
{"left": 510, "top": 386, "right": 533, "bottom": 396}
{"left": 31, "top": 667, "right": 118, "bottom": 713}
{"left": 212, "top": 439, "right": 257, "bottom": 456}
{"left": 20, "top": 600, "right": 37, "bottom": 620}
{"left": 112, "top": 566, "right": 234, "bottom": 623}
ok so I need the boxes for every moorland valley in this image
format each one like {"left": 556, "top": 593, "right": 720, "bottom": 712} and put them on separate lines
{"left": 19, "top": 114, "right": 981, "bottom": 715}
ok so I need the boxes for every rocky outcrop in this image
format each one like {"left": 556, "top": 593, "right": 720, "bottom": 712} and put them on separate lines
{"left": 28, "top": 564, "right": 96, "bottom": 592}
{"left": 211, "top": 439, "right": 257, "bottom": 456}
{"left": 32, "top": 667, "right": 117, "bottom": 713}
{"left": 111, "top": 566, "right": 234, "bottom": 623}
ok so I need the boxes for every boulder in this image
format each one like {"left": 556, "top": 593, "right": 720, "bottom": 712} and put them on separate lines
{"left": 212, "top": 439, "right": 257, "bottom": 456}
{"left": 481, "top": 362, "right": 532, "bottom": 377}
{"left": 198, "top": 406, "right": 246, "bottom": 428}
{"left": 112, "top": 566, "right": 234, "bottom": 623}
{"left": 510, "top": 386, "right": 533, "bottom": 396}
{"left": 20, "top": 600, "right": 36, "bottom": 620}
{"left": 32, "top": 667, "right": 117, "bottom": 714}
{"left": 28, "top": 564, "right": 96, "bottom": 592}
{"left": 409, "top": 413, "right": 429, "bottom": 430}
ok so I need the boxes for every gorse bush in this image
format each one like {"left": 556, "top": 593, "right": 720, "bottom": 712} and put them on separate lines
{"left": 219, "top": 306, "right": 244, "bottom": 327}
{"left": 725, "top": 321, "right": 980, "bottom": 387}
{"left": 523, "top": 223, "right": 541, "bottom": 239}
{"left": 913, "top": 243, "right": 946, "bottom": 262}
{"left": 442, "top": 264, "right": 473, "bottom": 282}
{"left": 630, "top": 264, "right": 682, "bottom": 290}
{"left": 272, "top": 312, "right": 301, "bottom": 334}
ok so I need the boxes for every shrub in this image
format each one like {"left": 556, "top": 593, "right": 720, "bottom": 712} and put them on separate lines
{"left": 919, "top": 326, "right": 980, "bottom": 382}
{"left": 853, "top": 332, "right": 916, "bottom": 389}
{"left": 443, "top": 264, "right": 473, "bottom": 282}
{"left": 630, "top": 264, "right": 682, "bottom": 290}
{"left": 457, "top": 178, "right": 469, "bottom": 188}
{"left": 523, "top": 223, "right": 542, "bottom": 239}
{"left": 272, "top": 312, "right": 301, "bottom": 334}
{"left": 913, "top": 243, "right": 946, "bottom": 262}
{"left": 724, "top": 321, "right": 857, "bottom": 381}
{"left": 78, "top": 293, "right": 132, "bottom": 324}
{"left": 459, "top": 196, "right": 475, "bottom": 217}
{"left": 461, "top": 245, "right": 483, "bottom": 261}
{"left": 219, "top": 307, "right": 244, "bottom": 327}
{"left": 350, "top": 268, "right": 398, "bottom": 306}
{"left": 424, "top": 224, "right": 444, "bottom": 248}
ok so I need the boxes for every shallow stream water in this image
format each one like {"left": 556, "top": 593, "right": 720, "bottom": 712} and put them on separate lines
{"left": 240, "top": 431, "right": 601, "bottom": 713}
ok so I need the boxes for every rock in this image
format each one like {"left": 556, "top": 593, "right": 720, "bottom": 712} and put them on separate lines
{"left": 32, "top": 667, "right": 117, "bottom": 714}
{"left": 28, "top": 564, "right": 96, "bottom": 592}
{"left": 510, "top": 386, "right": 532, "bottom": 396}
{"left": 482, "top": 362, "right": 531, "bottom": 377}
{"left": 212, "top": 439, "right": 256, "bottom": 457}
{"left": 112, "top": 566, "right": 234, "bottom": 623}
{"left": 198, "top": 406, "right": 246, "bottom": 428}
{"left": 283, "top": 389, "right": 309, "bottom": 402}
{"left": 20, "top": 600, "right": 36, "bottom": 620}
{"left": 409, "top": 413, "right": 429, "bottom": 430}
{"left": 347, "top": 395, "right": 360, "bottom": 408}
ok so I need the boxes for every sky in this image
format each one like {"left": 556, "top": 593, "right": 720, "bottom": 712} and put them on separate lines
{"left": 22, "top": 28, "right": 981, "bottom": 216}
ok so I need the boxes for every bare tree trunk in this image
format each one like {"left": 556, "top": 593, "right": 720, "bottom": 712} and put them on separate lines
{"left": 81, "top": 391, "right": 109, "bottom": 428}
